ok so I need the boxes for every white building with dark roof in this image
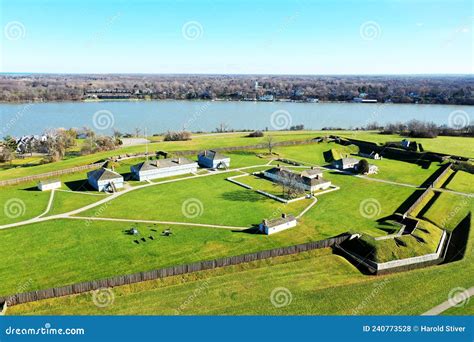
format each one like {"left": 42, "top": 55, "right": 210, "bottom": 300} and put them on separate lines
{"left": 263, "top": 167, "right": 331, "bottom": 192}
{"left": 198, "top": 150, "right": 230, "bottom": 169}
{"left": 87, "top": 168, "right": 124, "bottom": 192}
{"left": 259, "top": 214, "right": 297, "bottom": 235}
{"left": 37, "top": 179, "right": 61, "bottom": 191}
{"left": 332, "top": 157, "right": 360, "bottom": 170}
{"left": 131, "top": 158, "right": 198, "bottom": 181}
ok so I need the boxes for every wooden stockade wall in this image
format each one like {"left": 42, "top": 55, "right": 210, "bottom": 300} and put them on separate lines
{"left": 400, "top": 162, "right": 452, "bottom": 217}
{"left": 0, "top": 234, "right": 350, "bottom": 307}
{"left": 0, "top": 162, "right": 106, "bottom": 187}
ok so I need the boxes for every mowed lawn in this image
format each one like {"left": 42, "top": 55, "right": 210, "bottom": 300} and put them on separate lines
{"left": 0, "top": 181, "right": 51, "bottom": 225}
{"left": 78, "top": 168, "right": 414, "bottom": 238}
{"left": 0, "top": 217, "right": 344, "bottom": 297}
{"left": 297, "top": 171, "right": 416, "bottom": 238}
{"left": 78, "top": 171, "right": 310, "bottom": 227}
{"left": 337, "top": 132, "right": 474, "bottom": 159}
{"left": 9, "top": 214, "right": 473, "bottom": 316}
{"left": 422, "top": 192, "right": 473, "bottom": 231}
{"left": 46, "top": 191, "right": 106, "bottom": 216}
{"left": 0, "top": 167, "right": 416, "bottom": 296}
{"left": 274, "top": 143, "right": 437, "bottom": 186}
{"left": 446, "top": 171, "right": 474, "bottom": 194}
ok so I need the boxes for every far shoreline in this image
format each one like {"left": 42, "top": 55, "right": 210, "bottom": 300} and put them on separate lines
{"left": 0, "top": 98, "right": 473, "bottom": 107}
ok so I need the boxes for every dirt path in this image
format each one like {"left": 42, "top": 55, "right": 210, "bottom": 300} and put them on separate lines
{"left": 67, "top": 216, "right": 249, "bottom": 230}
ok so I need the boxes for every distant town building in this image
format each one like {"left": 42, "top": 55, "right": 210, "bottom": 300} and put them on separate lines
{"left": 37, "top": 179, "right": 61, "bottom": 191}
{"left": 87, "top": 168, "right": 124, "bottom": 192}
{"left": 263, "top": 166, "right": 331, "bottom": 192}
{"left": 259, "top": 214, "right": 297, "bottom": 235}
{"left": 353, "top": 97, "right": 377, "bottom": 103}
{"left": 198, "top": 150, "right": 231, "bottom": 169}
{"left": 258, "top": 94, "right": 274, "bottom": 102}
{"left": 131, "top": 158, "right": 198, "bottom": 181}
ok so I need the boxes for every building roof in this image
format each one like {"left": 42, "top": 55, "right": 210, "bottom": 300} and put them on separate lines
{"left": 265, "top": 167, "right": 330, "bottom": 187}
{"left": 87, "top": 168, "right": 123, "bottom": 181}
{"left": 38, "top": 179, "right": 60, "bottom": 185}
{"left": 335, "top": 157, "right": 360, "bottom": 168}
{"left": 198, "top": 150, "right": 229, "bottom": 161}
{"left": 300, "top": 168, "right": 324, "bottom": 177}
{"left": 264, "top": 214, "right": 296, "bottom": 228}
{"left": 132, "top": 158, "right": 196, "bottom": 172}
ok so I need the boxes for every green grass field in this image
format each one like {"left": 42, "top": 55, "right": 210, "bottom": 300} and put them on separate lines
{"left": 47, "top": 191, "right": 106, "bottom": 216}
{"left": 1, "top": 131, "right": 472, "bottom": 316}
{"left": 423, "top": 192, "right": 472, "bottom": 231}
{"left": 336, "top": 131, "right": 474, "bottom": 158}
{"left": 77, "top": 171, "right": 310, "bottom": 227}
{"left": 0, "top": 181, "right": 50, "bottom": 225}
{"left": 0, "top": 166, "right": 416, "bottom": 296}
{"left": 446, "top": 171, "right": 474, "bottom": 194}
{"left": 8, "top": 214, "right": 473, "bottom": 315}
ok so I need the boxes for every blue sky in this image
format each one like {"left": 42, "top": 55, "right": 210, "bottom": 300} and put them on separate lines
{"left": 0, "top": 0, "right": 472, "bottom": 74}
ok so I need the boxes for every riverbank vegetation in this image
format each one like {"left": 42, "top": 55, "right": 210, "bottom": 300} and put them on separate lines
{"left": 1, "top": 74, "right": 472, "bottom": 105}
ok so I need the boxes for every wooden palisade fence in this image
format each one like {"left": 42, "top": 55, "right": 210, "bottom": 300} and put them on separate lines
{"left": 0, "top": 233, "right": 350, "bottom": 307}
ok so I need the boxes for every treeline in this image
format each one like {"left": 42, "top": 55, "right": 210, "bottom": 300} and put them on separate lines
{"left": 0, "top": 127, "right": 121, "bottom": 164}
{"left": 0, "top": 74, "right": 473, "bottom": 105}
{"left": 365, "top": 120, "right": 473, "bottom": 138}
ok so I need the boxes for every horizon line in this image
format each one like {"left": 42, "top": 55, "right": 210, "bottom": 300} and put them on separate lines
{"left": 1, "top": 72, "right": 473, "bottom": 77}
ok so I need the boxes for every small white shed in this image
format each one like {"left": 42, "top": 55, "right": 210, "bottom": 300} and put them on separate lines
{"left": 38, "top": 179, "right": 61, "bottom": 191}
{"left": 259, "top": 214, "right": 297, "bottom": 235}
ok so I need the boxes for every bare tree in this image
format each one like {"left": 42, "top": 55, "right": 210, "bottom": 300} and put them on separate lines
{"left": 215, "top": 122, "right": 229, "bottom": 133}
{"left": 279, "top": 171, "right": 304, "bottom": 199}
{"left": 0, "top": 146, "right": 13, "bottom": 164}
{"left": 264, "top": 135, "right": 276, "bottom": 155}
{"left": 134, "top": 127, "right": 141, "bottom": 137}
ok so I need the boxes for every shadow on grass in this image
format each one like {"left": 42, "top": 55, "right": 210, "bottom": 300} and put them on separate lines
{"left": 394, "top": 188, "right": 427, "bottom": 214}
{"left": 443, "top": 213, "right": 471, "bottom": 263}
{"left": 221, "top": 190, "right": 266, "bottom": 202}
{"left": 416, "top": 191, "right": 441, "bottom": 218}
{"left": 21, "top": 186, "right": 40, "bottom": 191}
{"left": 64, "top": 179, "right": 96, "bottom": 192}
{"left": 232, "top": 225, "right": 261, "bottom": 234}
